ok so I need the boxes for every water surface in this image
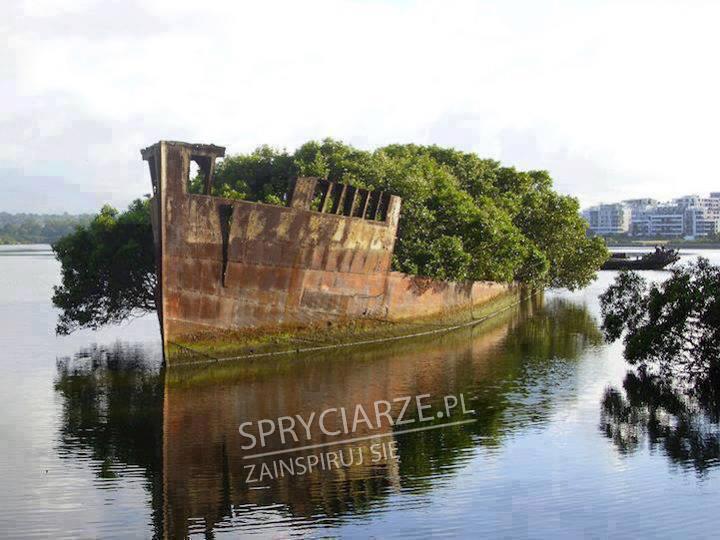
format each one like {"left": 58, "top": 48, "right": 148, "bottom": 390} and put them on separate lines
{"left": 1, "top": 245, "right": 718, "bottom": 538}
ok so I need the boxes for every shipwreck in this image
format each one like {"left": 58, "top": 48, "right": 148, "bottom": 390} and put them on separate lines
{"left": 142, "top": 141, "right": 520, "bottom": 364}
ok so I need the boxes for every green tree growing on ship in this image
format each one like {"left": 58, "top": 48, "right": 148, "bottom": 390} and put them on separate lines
{"left": 52, "top": 139, "right": 608, "bottom": 333}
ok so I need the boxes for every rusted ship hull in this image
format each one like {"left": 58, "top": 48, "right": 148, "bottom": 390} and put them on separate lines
{"left": 142, "top": 141, "right": 517, "bottom": 364}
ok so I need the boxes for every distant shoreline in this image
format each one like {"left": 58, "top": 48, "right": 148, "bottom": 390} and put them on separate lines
{"left": 0, "top": 241, "right": 55, "bottom": 247}
{"left": 0, "top": 243, "right": 52, "bottom": 248}
{"left": 603, "top": 239, "right": 720, "bottom": 249}
{"left": 0, "top": 212, "right": 92, "bottom": 246}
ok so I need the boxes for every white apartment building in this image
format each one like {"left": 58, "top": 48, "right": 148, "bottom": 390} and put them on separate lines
{"left": 644, "top": 206, "right": 685, "bottom": 237}
{"left": 683, "top": 205, "right": 719, "bottom": 238}
{"left": 582, "top": 203, "right": 631, "bottom": 235}
{"left": 674, "top": 194, "right": 720, "bottom": 238}
{"left": 584, "top": 193, "right": 720, "bottom": 238}
{"left": 691, "top": 193, "right": 720, "bottom": 220}
{"left": 623, "top": 199, "right": 659, "bottom": 236}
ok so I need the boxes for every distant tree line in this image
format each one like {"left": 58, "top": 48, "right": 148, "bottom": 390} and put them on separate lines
{"left": 52, "top": 139, "right": 608, "bottom": 334}
{"left": 0, "top": 212, "right": 92, "bottom": 245}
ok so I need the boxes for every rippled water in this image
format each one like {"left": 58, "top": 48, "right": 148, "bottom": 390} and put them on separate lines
{"left": 1, "top": 245, "right": 719, "bottom": 538}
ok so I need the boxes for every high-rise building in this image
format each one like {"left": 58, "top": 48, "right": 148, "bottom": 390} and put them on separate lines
{"left": 583, "top": 193, "right": 720, "bottom": 238}
{"left": 699, "top": 193, "right": 720, "bottom": 221}
{"left": 643, "top": 205, "right": 685, "bottom": 237}
{"left": 673, "top": 195, "right": 720, "bottom": 238}
{"left": 622, "top": 199, "right": 658, "bottom": 236}
{"left": 582, "top": 203, "right": 631, "bottom": 235}
{"left": 683, "top": 206, "right": 719, "bottom": 238}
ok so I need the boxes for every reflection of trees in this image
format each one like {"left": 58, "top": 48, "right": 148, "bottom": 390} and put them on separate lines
{"left": 600, "top": 370, "right": 720, "bottom": 475}
{"left": 53, "top": 297, "right": 603, "bottom": 538}
{"left": 504, "top": 297, "right": 603, "bottom": 360}
{"left": 494, "top": 298, "right": 604, "bottom": 429}
{"left": 396, "top": 297, "right": 604, "bottom": 486}
{"left": 54, "top": 343, "right": 164, "bottom": 538}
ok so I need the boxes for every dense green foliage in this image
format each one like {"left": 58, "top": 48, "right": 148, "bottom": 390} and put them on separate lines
{"left": 52, "top": 199, "right": 156, "bottom": 335}
{"left": 0, "top": 212, "right": 92, "bottom": 244}
{"left": 600, "top": 258, "right": 720, "bottom": 389}
{"left": 211, "top": 139, "right": 608, "bottom": 287}
{"left": 53, "top": 139, "right": 608, "bottom": 333}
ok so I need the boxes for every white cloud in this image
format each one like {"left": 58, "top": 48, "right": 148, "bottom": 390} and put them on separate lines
{"left": 3, "top": 0, "right": 720, "bottom": 212}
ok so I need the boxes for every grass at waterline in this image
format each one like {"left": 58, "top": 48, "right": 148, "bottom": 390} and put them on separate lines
{"left": 166, "top": 287, "right": 536, "bottom": 366}
{"left": 165, "top": 295, "right": 538, "bottom": 387}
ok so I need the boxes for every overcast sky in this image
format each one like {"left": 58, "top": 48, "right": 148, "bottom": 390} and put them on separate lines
{"left": 3, "top": 0, "right": 719, "bottom": 213}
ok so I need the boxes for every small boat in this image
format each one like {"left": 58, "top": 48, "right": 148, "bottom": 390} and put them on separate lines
{"left": 601, "top": 247, "right": 680, "bottom": 271}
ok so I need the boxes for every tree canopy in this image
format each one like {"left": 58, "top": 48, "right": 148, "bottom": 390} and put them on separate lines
{"left": 52, "top": 199, "right": 156, "bottom": 335}
{"left": 211, "top": 139, "right": 607, "bottom": 287}
{"left": 53, "top": 139, "right": 608, "bottom": 334}
{"left": 599, "top": 258, "right": 720, "bottom": 393}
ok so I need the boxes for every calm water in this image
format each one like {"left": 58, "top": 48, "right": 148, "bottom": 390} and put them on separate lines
{"left": 1, "top": 245, "right": 719, "bottom": 539}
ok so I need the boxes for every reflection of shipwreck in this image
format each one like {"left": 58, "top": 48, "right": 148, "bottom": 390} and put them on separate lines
{"left": 58, "top": 293, "right": 615, "bottom": 538}
{"left": 161, "top": 304, "right": 535, "bottom": 538}
{"left": 141, "top": 141, "right": 515, "bottom": 363}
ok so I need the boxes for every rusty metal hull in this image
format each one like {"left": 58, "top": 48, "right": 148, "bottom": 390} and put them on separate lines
{"left": 142, "top": 141, "right": 513, "bottom": 363}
